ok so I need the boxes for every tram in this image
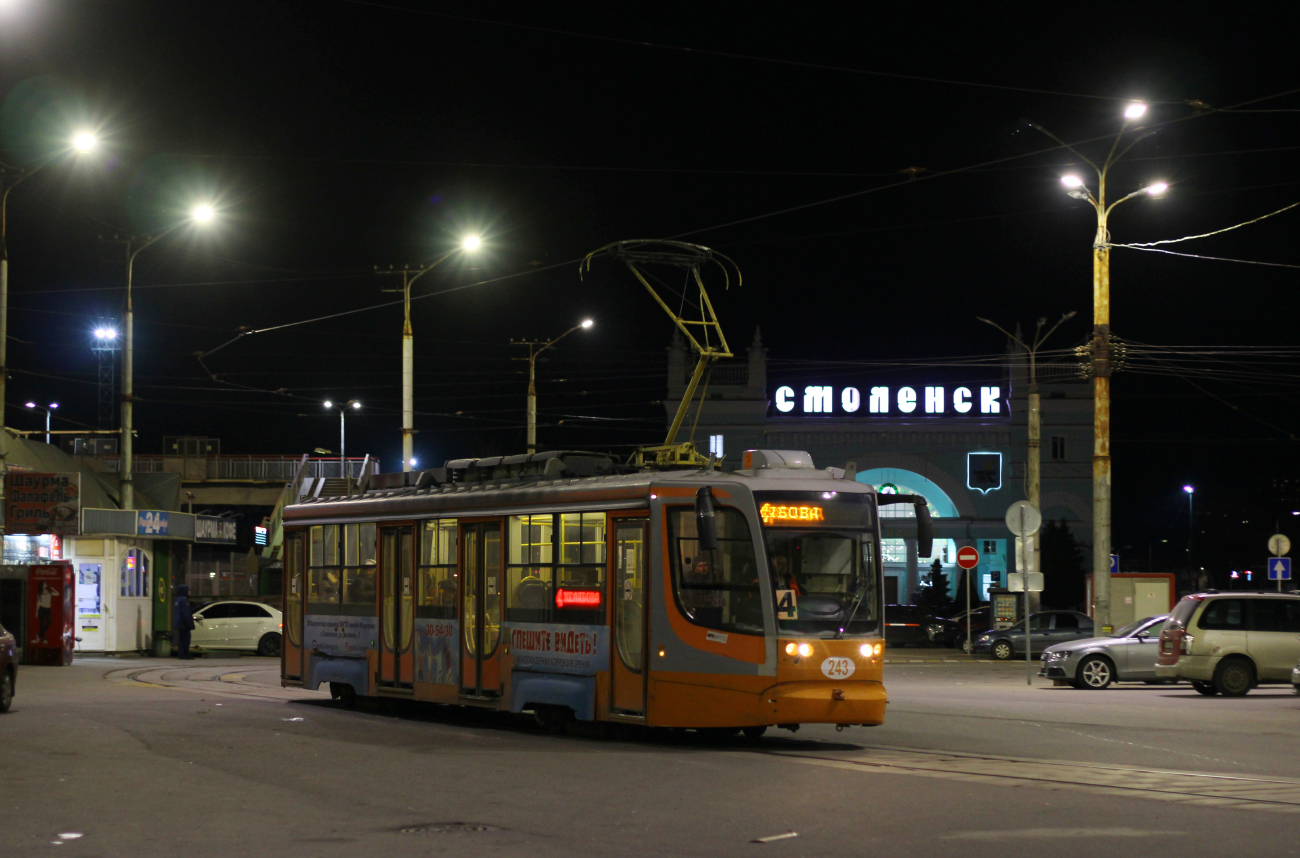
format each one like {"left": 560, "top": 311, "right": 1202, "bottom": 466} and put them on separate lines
{"left": 280, "top": 448, "right": 932, "bottom": 733}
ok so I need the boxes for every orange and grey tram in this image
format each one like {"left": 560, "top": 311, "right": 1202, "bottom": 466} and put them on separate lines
{"left": 280, "top": 448, "right": 932, "bottom": 733}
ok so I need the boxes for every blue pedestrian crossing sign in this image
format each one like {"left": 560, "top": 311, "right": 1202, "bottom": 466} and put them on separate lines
{"left": 1269, "top": 557, "right": 1292, "bottom": 581}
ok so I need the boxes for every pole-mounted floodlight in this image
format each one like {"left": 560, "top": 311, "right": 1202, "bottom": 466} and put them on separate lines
{"left": 1123, "top": 102, "right": 1148, "bottom": 120}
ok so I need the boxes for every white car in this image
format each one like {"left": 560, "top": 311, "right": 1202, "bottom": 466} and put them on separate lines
{"left": 192, "top": 601, "right": 283, "bottom": 656}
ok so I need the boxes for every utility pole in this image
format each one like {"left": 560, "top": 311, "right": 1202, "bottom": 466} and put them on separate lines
{"left": 979, "top": 311, "right": 1076, "bottom": 612}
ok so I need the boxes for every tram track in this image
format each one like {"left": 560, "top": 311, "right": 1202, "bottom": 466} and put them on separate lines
{"left": 767, "top": 743, "right": 1300, "bottom": 813}
{"left": 100, "top": 661, "right": 1300, "bottom": 814}
{"left": 103, "top": 663, "right": 327, "bottom": 703}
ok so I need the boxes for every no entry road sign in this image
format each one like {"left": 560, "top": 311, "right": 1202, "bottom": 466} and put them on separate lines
{"left": 956, "top": 546, "right": 980, "bottom": 569}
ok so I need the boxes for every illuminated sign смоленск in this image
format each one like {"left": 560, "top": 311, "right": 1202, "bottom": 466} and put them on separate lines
{"left": 772, "top": 385, "right": 1004, "bottom": 417}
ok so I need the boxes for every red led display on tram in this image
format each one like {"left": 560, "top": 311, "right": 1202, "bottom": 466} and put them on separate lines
{"left": 555, "top": 588, "right": 602, "bottom": 609}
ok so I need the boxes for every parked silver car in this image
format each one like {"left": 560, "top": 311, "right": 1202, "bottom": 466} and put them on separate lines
{"left": 1039, "top": 615, "right": 1169, "bottom": 689}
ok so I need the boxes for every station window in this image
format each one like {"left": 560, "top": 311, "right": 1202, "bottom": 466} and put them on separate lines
{"left": 418, "top": 519, "right": 458, "bottom": 619}
{"left": 120, "top": 548, "right": 149, "bottom": 598}
{"left": 1051, "top": 436, "right": 1066, "bottom": 461}
{"left": 668, "top": 507, "right": 761, "bottom": 635}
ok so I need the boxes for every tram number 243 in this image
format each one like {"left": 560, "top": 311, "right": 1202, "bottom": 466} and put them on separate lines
{"left": 821, "top": 657, "right": 856, "bottom": 679}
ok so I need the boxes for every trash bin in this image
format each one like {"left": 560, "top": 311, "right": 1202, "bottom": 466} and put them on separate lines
{"left": 153, "top": 629, "right": 173, "bottom": 657}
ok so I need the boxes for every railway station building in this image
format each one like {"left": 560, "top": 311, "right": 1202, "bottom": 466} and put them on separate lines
{"left": 667, "top": 330, "right": 1095, "bottom": 606}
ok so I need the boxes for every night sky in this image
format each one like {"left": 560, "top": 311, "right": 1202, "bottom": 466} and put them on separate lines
{"left": 2, "top": 2, "right": 1298, "bottom": 574}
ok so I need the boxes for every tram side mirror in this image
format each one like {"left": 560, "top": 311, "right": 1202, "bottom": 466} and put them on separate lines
{"left": 914, "top": 501, "right": 933, "bottom": 559}
{"left": 695, "top": 486, "right": 718, "bottom": 552}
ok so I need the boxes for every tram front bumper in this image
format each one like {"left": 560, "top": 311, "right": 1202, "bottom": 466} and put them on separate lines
{"left": 761, "top": 680, "right": 887, "bottom": 726}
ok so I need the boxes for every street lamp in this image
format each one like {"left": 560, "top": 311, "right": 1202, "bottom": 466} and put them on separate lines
{"left": 1183, "top": 485, "right": 1195, "bottom": 585}
{"left": 113, "top": 203, "right": 218, "bottom": 510}
{"left": 24, "top": 401, "right": 57, "bottom": 445}
{"left": 323, "top": 400, "right": 361, "bottom": 482}
{"left": 378, "top": 233, "right": 481, "bottom": 472}
{"left": 978, "top": 311, "right": 1076, "bottom": 610}
{"left": 1031, "top": 103, "right": 1167, "bottom": 633}
{"left": 514, "top": 318, "right": 594, "bottom": 454}
{"left": 1, "top": 130, "right": 98, "bottom": 471}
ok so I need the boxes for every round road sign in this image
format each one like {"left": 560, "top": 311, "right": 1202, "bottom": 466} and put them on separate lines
{"left": 956, "top": 546, "right": 980, "bottom": 569}
{"left": 1269, "top": 533, "right": 1291, "bottom": 557}
{"left": 1004, "top": 500, "right": 1042, "bottom": 536}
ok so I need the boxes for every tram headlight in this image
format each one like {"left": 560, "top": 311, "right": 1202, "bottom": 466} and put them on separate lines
{"left": 784, "top": 643, "right": 798, "bottom": 655}
{"left": 860, "top": 643, "right": 882, "bottom": 658}
{"left": 797, "top": 643, "right": 813, "bottom": 658}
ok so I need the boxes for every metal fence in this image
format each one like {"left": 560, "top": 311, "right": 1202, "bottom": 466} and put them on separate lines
{"left": 92, "top": 456, "right": 380, "bottom": 480}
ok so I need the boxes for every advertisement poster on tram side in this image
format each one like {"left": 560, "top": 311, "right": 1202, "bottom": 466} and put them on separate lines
{"left": 415, "top": 619, "right": 458, "bottom": 685}
{"left": 304, "top": 614, "right": 377, "bottom": 657}
{"left": 506, "top": 622, "right": 609, "bottom": 675}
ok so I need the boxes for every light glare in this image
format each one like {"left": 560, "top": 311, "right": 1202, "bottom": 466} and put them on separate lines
{"left": 1145, "top": 182, "right": 1169, "bottom": 196}
{"left": 323, "top": 400, "right": 333, "bottom": 409}
{"left": 1060, "top": 175, "right": 1084, "bottom": 189}
{"left": 1183, "top": 485, "right": 1194, "bottom": 494}
{"left": 71, "top": 131, "right": 98, "bottom": 153}
{"left": 580, "top": 318, "right": 594, "bottom": 329}
{"left": 1124, "top": 102, "right": 1148, "bottom": 120}
{"left": 461, "top": 234, "right": 482, "bottom": 251}
{"left": 351, "top": 401, "right": 361, "bottom": 409}
{"left": 191, "top": 204, "right": 215, "bottom": 223}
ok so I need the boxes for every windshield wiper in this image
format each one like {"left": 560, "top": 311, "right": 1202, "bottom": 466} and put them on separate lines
{"left": 835, "top": 583, "right": 869, "bottom": 640}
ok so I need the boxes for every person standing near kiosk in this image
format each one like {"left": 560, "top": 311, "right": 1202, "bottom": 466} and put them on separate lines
{"left": 173, "top": 585, "right": 196, "bottom": 660}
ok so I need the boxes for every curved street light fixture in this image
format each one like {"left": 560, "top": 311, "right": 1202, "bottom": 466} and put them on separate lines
{"left": 1, "top": 130, "right": 99, "bottom": 468}
{"left": 377, "top": 234, "right": 482, "bottom": 472}
{"left": 513, "top": 318, "right": 595, "bottom": 454}
{"left": 1030, "top": 102, "right": 1168, "bottom": 633}
{"left": 115, "top": 203, "right": 219, "bottom": 509}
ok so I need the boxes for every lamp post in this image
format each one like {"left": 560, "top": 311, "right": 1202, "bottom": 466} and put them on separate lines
{"left": 1031, "top": 102, "right": 1167, "bottom": 634}
{"left": 513, "top": 318, "right": 594, "bottom": 454}
{"left": 378, "top": 234, "right": 481, "bottom": 473}
{"left": 323, "top": 400, "right": 361, "bottom": 482}
{"left": 0, "top": 131, "right": 97, "bottom": 470}
{"left": 110, "top": 204, "right": 217, "bottom": 511}
{"left": 24, "top": 401, "right": 58, "bottom": 445}
{"left": 1183, "top": 485, "right": 1195, "bottom": 587}
{"left": 978, "top": 311, "right": 1075, "bottom": 611}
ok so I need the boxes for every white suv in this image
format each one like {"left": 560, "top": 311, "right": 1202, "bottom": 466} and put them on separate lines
{"left": 1156, "top": 592, "right": 1300, "bottom": 696}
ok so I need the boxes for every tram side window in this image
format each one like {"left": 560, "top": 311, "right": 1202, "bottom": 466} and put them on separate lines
{"left": 418, "top": 519, "right": 458, "bottom": 619}
{"left": 308, "top": 524, "right": 341, "bottom": 607}
{"left": 556, "top": 512, "right": 606, "bottom": 625}
{"left": 506, "top": 514, "right": 555, "bottom": 623}
{"left": 668, "top": 507, "right": 761, "bottom": 635}
{"left": 340, "top": 522, "right": 377, "bottom": 607}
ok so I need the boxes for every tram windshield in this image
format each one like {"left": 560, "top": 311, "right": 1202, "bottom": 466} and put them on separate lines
{"left": 766, "top": 531, "right": 878, "bottom": 635}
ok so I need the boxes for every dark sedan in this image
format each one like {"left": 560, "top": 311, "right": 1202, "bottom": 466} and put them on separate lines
{"left": 926, "top": 606, "right": 992, "bottom": 652}
{"left": 973, "top": 610, "right": 1095, "bottom": 659}
{"left": 884, "top": 604, "right": 934, "bottom": 647}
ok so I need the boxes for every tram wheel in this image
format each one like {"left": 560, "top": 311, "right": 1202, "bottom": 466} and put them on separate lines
{"left": 533, "top": 705, "right": 571, "bottom": 734}
{"left": 330, "top": 682, "right": 358, "bottom": 708}
{"left": 741, "top": 726, "right": 767, "bottom": 740}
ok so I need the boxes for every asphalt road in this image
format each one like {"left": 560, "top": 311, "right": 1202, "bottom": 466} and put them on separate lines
{"left": 4, "top": 655, "right": 1300, "bottom": 857}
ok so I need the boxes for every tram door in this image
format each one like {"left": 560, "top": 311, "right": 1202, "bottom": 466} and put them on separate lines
{"left": 282, "top": 532, "right": 305, "bottom": 682}
{"left": 378, "top": 526, "right": 415, "bottom": 688}
{"left": 460, "top": 522, "right": 503, "bottom": 696}
{"left": 610, "top": 518, "right": 649, "bottom": 714}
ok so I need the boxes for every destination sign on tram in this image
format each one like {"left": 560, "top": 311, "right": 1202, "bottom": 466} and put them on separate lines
{"left": 754, "top": 491, "right": 873, "bottom": 529}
